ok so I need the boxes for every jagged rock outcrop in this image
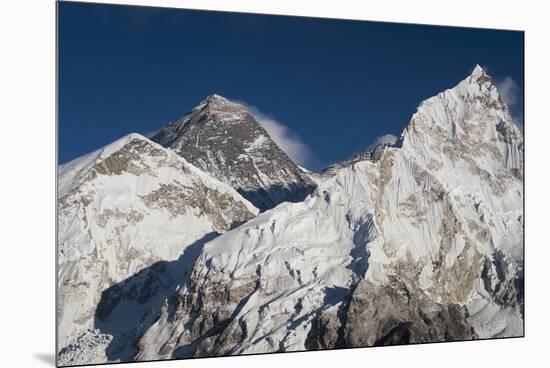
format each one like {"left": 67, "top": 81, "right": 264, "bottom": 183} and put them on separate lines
{"left": 307, "top": 279, "right": 476, "bottom": 349}
{"left": 149, "top": 94, "right": 316, "bottom": 211}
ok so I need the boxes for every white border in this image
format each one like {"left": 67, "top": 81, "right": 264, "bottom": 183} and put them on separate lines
{"left": 1, "top": 1, "right": 548, "bottom": 367}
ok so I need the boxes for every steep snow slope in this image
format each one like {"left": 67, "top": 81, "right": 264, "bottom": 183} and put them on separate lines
{"left": 134, "top": 66, "right": 523, "bottom": 360}
{"left": 149, "top": 94, "right": 316, "bottom": 211}
{"left": 57, "top": 134, "right": 258, "bottom": 365}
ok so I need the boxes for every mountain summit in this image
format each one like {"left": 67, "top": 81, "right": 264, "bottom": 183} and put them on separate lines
{"left": 134, "top": 66, "right": 523, "bottom": 359}
{"left": 57, "top": 133, "right": 259, "bottom": 365}
{"left": 149, "top": 95, "right": 316, "bottom": 211}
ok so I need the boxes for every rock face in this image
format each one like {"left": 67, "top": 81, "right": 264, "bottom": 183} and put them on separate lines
{"left": 149, "top": 94, "right": 317, "bottom": 211}
{"left": 57, "top": 66, "right": 524, "bottom": 366}
{"left": 132, "top": 66, "right": 523, "bottom": 360}
{"left": 56, "top": 134, "right": 258, "bottom": 365}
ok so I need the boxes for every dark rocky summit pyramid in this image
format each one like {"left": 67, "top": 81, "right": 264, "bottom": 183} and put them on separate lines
{"left": 149, "top": 94, "right": 317, "bottom": 211}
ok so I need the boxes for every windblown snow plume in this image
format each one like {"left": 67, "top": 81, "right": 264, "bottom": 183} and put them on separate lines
{"left": 367, "top": 134, "right": 398, "bottom": 150}
{"left": 239, "top": 102, "right": 313, "bottom": 168}
{"left": 496, "top": 76, "right": 523, "bottom": 128}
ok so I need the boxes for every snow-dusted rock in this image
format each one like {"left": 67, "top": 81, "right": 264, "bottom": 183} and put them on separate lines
{"left": 149, "top": 94, "right": 317, "bottom": 211}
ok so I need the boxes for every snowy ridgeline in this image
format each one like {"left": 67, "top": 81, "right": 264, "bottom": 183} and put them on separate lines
{"left": 57, "top": 65, "right": 523, "bottom": 366}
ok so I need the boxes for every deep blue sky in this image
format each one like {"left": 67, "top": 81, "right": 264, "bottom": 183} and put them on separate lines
{"left": 58, "top": 1, "right": 524, "bottom": 171}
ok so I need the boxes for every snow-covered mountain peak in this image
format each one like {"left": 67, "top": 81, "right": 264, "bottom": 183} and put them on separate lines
{"left": 58, "top": 133, "right": 152, "bottom": 197}
{"left": 60, "top": 132, "right": 146, "bottom": 170}
{"left": 322, "top": 68, "right": 514, "bottom": 180}
{"left": 150, "top": 95, "right": 317, "bottom": 211}
{"left": 57, "top": 132, "right": 260, "bottom": 364}
{"left": 470, "top": 64, "right": 487, "bottom": 79}
{"left": 398, "top": 65, "right": 522, "bottom": 180}
{"left": 439, "top": 66, "right": 497, "bottom": 105}
{"left": 192, "top": 93, "right": 248, "bottom": 117}
{"left": 201, "top": 93, "right": 231, "bottom": 104}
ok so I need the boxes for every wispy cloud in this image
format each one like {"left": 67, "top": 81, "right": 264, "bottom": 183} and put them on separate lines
{"left": 497, "top": 76, "right": 519, "bottom": 107}
{"left": 239, "top": 102, "right": 314, "bottom": 168}
{"left": 496, "top": 76, "right": 523, "bottom": 129}
{"left": 367, "top": 134, "right": 398, "bottom": 151}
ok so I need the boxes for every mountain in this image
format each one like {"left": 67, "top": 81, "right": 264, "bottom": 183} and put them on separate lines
{"left": 149, "top": 94, "right": 316, "bottom": 211}
{"left": 131, "top": 66, "right": 523, "bottom": 360}
{"left": 56, "top": 134, "right": 258, "bottom": 365}
{"left": 57, "top": 65, "right": 524, "bottom": 365}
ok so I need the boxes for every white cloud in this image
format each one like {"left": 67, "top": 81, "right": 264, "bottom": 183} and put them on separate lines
{"left": 367, "top": 134, "right": 398, "bottom": 151}
{"left": 496, "top": 76, "right": 519, "bottom": 107}
{"left": 496, "top": 76, "right": 523, "bottom": 128}
{"left": 240, "top": 103, "right": 313, "bottom": 167}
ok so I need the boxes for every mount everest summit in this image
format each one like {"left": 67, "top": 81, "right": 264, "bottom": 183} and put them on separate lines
{"left": 57, "top": 65, "right": 524, "bottom": 366}
{"left": 148, "top": 94, "right": 316, "bottom": 212}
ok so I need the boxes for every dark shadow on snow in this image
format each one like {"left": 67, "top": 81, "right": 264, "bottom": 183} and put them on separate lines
{"left": 323, "top": 286, "right": 350, "bottom": 306}
{"left": 94, "top": 232, "right": 219, "bottom": 362}
{"left": 347, "top": 214, "right": 375, "bottom": 278}
{"left": 238, "top": 183, "right": 316, "bottom": 212}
